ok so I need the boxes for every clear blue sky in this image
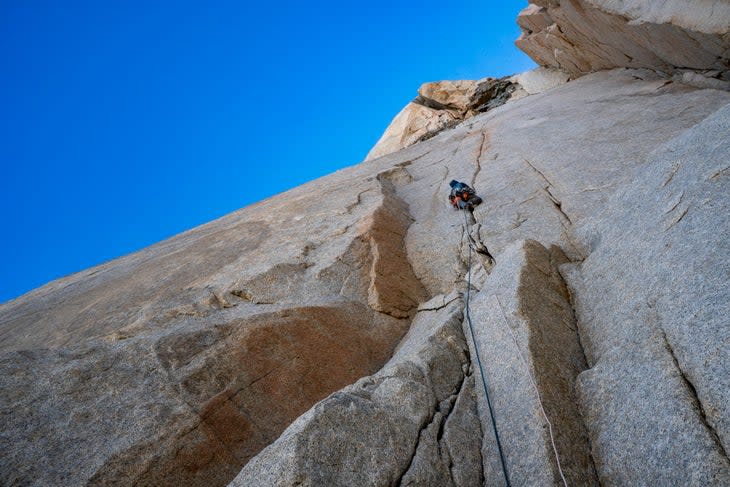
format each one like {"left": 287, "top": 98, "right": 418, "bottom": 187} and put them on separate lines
{"left": 0, "top": 1, "right": 535, "bottom": 303}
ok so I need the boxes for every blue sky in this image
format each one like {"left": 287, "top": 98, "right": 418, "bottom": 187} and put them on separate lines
{"left": 0, "top": 1, "right": 535, "bottom": 303}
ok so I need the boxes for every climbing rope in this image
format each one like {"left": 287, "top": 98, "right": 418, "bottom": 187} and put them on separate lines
{"left": 461, "top": 207, "right": 569, "bottom": 487}
{"left": 494, "top": 294, "right": 569, "bottom": 487}
{"left": 462, "top": 209, "right": 512, "bottom": 487}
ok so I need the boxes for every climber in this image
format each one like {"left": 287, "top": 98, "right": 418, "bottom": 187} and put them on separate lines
{"left": 448, "top": 180, "right": 482, "bottom": 210}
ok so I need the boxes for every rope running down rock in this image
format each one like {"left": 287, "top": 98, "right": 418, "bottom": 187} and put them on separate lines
{"left": 461, "top": 208, "right": 569, "bottom": 487}
{"left": 462, "top": 209, "right": 512, "bottom": 487}
{"left": 494, "top": 294, "right": 569, "bottom": 487}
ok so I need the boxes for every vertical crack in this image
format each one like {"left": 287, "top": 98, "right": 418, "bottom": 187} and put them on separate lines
{"left": 394, "top": 371, "right": 467, "bottom": 487}
{"left": 558, "top": 263, "right": 603, "bottom": 486}
{"left": 472, "top": 131, "right": 488, "bottom": 188}
{"left": 523, "top": 158, "right": 573, "bottom": 225}
{"left": 523, "top": 158, "right": 555, "bottom": 188}
{"left": 656, "top": 324, "right": 729, "bottom": 460}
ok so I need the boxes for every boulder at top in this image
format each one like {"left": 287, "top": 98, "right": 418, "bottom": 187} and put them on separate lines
{"left": 516, "top": 0, "right": 730, "bottom": 84}
{"left": 366, "top": 68, "right": 569, "bottom": 160}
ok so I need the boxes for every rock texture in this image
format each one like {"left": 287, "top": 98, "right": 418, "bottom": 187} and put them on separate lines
{"left": 365, "top": 68, "right": 569, "bottom": 160}
{"left": 369, "top": 0, "right": 730, "bottom": 163}
{"left": 229, "top": 69, "right": 730, "bottom": 486}
{"left": 3, "top": 6, "right": 730, "bottom": 487}
{"left": 229, "top": 293, "right": 482, "bottom": 486}
{"left": 516, "top": 0, "right": 730, "bottom": 83}
{"left": 0, "top": 173, "right": 428, "bottom": 486}
{"left": 466, "top": 240, "right": 597, "bottom": 486}
{"left": 232, "top": 239, "right": 602, "bottom": 487}
{"left": 565, "top": 103, "right": 730, "bottom": 485}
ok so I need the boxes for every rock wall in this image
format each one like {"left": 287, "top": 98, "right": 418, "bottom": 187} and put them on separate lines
{"left": 516, "top": 0, "right": 730, "bottom": 85}
{"left": 369, "top": 0, "right": 730, "bottom": 163}
{"left": 365, "top": 68, "right": 569, "bottom": 160}
{"left": 229, "top": 293, "right": 481, "bottom": 486}
{"left": 2, "top": 5, "right": 730, "bottom": 487}
{"left": 565, "top": 103, "right": 730, "bottom": 485}
{"left": 0, "top": 170, "right": 427, "bottom": 486}
{"left": 466, "top": 240, "right": 597, "bottom": 486}
{"left": 228, "top": 69, "right": 730, "bottom": 486}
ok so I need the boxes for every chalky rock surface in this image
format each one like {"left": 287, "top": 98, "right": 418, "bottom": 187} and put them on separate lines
{"left": 516, "top": 0, "right": 730, "bottom": 83}
{"left": 2, "top": 21, "right": 730, "bottom": 487}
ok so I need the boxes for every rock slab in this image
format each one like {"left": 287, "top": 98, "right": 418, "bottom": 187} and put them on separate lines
{"left": 228, "top": 293, "right": 483, "bottom": 487}
{"left": 2, "top": 66, "right": 730, "bottom": 487}
{"left": 516, "top": 0, "right": 730, "bottom": 82}
{"left": 466, "top": 240, "right": 598, "bottom": 486}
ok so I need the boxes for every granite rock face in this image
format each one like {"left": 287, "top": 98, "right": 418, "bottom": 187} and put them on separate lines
{"left": 565, "top": 103, "right": 730, "bottom": 485}
{"left": 466, "top": 240, "right": 598, "bottom": 486}
{"left": 226, "top": 70, "right": 730, "bottom": 486}
{"left": 0, "top": 173, "right": 428, "bottom": 486}
{"left": 229, "top": 293, "right": 482, "bottom": 487}
{"left": 516, "top": 0, "right": 730, "bottom": 83}
{"left": 365, "top": 68, "right": 569, "bottom": 160}
{"left": 233, "top": 239, "right": 601, "bottom": 487}
{"left": 3, "top": 9, "right": 730, "bottom": 487}
{"left": 368, "top": 0, "right": 730, "bottom": 162}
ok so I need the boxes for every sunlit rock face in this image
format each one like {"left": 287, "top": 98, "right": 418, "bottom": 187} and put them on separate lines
{"left": 0, "top": 167, "right": 428, "bottom": 486}
{"left": 231, "top": 69, "right": 730, "bottom": 487}
{"left": 515, "top": 0, "right": 730, "bottom": 86}
{"left": 365, "top": 68, "right": 569, "bottom": 160}
{"left": 2, "top": 2, "right": 730, "bottom": 487}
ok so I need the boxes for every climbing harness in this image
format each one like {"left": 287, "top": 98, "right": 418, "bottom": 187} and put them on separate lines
{"left": 462, "top": 209, "right": 512, "bottom": 487}
{"left": 460, "top": 208, "right": 569, "bottom": 487}
{"left": 449, "top": 180, "right": 481, "bottom": 210}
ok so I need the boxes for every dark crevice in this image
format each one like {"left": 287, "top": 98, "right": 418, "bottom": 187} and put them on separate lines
{"left": 464, "top": 208, "right": 495, "bottom": 264}
{"left": 558, "top": 264, "right": 603, "bottom": 486}
{"left": 472, "top": 131, "right": 488, "bottom": 188}
{"left": 523, "top": 158, "right": 555, "bottom": 187}
{"left": 663, "top": 191, "right": 684, "bottom": 214}
{"left": 438, "top": 374, "right": 469, "bottom": 487}
{"left": 657, "top": 326, "right": 729, "bottom": 461}
{"left": 394, "top": 417, "right": 429, "bottom": 486}
{"left": 344, "top": 188, "right": 375, "bottom": 214}
{"left": 470, "top": 77, "right": 519, "bottom": 113}
{"left": 664, "top": 206, "right": 689, "bottom": 231}
{"left": 453, "top": 337, "right": 491, "bottom": 486}
{"left": 709, "top": 165, "right": 730, "bottom": 180}
{"left": 522, "top": 159, "right": 586, "bottom": 258}
{"left": 412, "top": 94, "right": 461, "bottom": 112}
{"left": 442, "top": 370, "right": 484, "bottom": 487}
{"left": 545, "top": 187, "right": 573, "bottom": 225}
{"left": 394, "top": 371, "right": 466, "bottom": 487}
{"left": 418, "top": 295, "right": 462, "bottom": 312}
{"left": 394, "top": 318, "right": 471, "bottom": 487}
{"left": 415, "top": 119, "right": 463, "bottom": 144}
{"left": 523, "top": 158, "right": 573, "bottom": 225}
